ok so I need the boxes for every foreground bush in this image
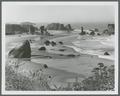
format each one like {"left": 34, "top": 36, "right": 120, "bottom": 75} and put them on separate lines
{"left": 5, "top": 64, "right": 51, "bottom": 91}
{"left": 79, "top": 63, "right": 114, "bottom": 91}
{"left": 52, "top": 63, "right": 114, "bottom": 91}
{"left": 6, "top": 65, "right": 33, "bottom": 90}
{"left": 5, "top": 62, "right": 114, "bottom": 91}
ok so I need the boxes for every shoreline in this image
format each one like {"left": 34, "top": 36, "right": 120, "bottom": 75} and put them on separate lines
{"left": 5, "top": 34, "right": 114, "bottom": 88}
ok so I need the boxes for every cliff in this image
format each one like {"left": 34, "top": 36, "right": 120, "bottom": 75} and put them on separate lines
{"left": 46, "top": 23, "right": 73, "bottom": 31}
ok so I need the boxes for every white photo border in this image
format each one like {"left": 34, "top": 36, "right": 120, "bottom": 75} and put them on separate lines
{"left": 1, "top": 1, "right": 119, "bottom": 95}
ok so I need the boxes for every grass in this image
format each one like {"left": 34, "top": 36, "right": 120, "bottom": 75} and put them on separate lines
{"left": 5, "top": 61, "right": 114, "bottom": 91}
{"left": 5, "top": 64, "right": 51, "bottom": 91}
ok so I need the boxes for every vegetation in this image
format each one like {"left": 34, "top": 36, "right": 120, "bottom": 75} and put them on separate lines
{"left": 52, "top": 63, "right": 114, "bottom": 91}
{"left": 6, "top": 65, "right": 33, "bottom": 90}
{"left": 6, "top": 62, "right": 114, "bottom": 91}
{"left": 5, "top": 64, "right": 51, "bottom": 91}
{"left": 81, "top": 63, "right": 114, "bottom": 91}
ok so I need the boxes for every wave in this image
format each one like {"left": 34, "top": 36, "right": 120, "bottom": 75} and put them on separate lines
{"left": 66, "top": 45, "right": 114, "bottom": 60}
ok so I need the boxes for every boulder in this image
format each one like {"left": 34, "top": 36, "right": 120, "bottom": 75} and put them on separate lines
{"left": 104, "top": 52, "right": 110, "bottom": 55}
{"left": 65, "top": 24, "right": 72, "bottom": 31}
{"left": 8, "top": 40, "right": 31, "bottom": 58}
{"left": 44, "top": 40, "right": 50, "bottom": 46}
{"left": 43, "top": 64, "right": 48, "bottom": 69}
{"left": 97, "top": 33, "right": 101, "bottom": 36}
{"left": 51, "top": 41, "right": 56, "bottom": 46}
{"left": 59, "top": 41, "right": 63, "bottom": 45}
{"left": 67, "top": 54, "right": 75, "bottom": 57}
{"left": 59, "top": 49, "right": 66, "bottom": 51}
{"left": 90, "top": 31, "right": 95, "bottom": 36}
{"left": 38, "top": 47, "right": 46, "bottom": 51}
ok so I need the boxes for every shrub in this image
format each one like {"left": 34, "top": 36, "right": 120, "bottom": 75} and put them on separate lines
{"left": 5, "top": 65, "right": 33, "bottom": 90}
{"left": 5, "top": 64, "right": 51, "bottom": 91}
{"left": 81, "top": 63, "right": 114, "bottom": 91}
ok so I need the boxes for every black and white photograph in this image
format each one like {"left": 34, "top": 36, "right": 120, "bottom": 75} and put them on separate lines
{"left": 2, "top": 1, "right": 118, "bottom": 95}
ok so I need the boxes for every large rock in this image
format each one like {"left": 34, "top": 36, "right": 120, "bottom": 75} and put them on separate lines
{"left": 47, "top": 23, "right": 66, "bottom": 30}
{"left": 46, "top": 23, "right": 73, "bottom": 31}
{"left": 104, "top": 52, "right": 110, "bottom": 55}
{"left": 65, "top": 24, "right": 72, "bottom": 31}
{"left": 108, "top": 24, "right": 114, "bottom": 34}
{"left": 38, "top": 47, "right": 46, "bottom": 51}
{"left": 8, "top": 40, "right": 31, "bottom": 58}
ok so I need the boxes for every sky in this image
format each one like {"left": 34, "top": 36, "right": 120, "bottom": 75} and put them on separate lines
{"left": 2, "top": 2, "right": 115, "bottom": 23}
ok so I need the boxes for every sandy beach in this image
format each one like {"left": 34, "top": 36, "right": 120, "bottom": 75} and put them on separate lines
{"left": 5, "top": 33, "right": 114, "bottom": 89}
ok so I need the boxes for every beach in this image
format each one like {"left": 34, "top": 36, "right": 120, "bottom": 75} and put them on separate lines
{"left": 5, "top": 33, "right": 114, "bottom": 89}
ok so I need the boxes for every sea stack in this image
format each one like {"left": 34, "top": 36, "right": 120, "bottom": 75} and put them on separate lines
{"left": 46, "top": 23, "right": 73, "bottom": 31}
{"left": 8, "top": 40, "right": 31, "bottom": 58}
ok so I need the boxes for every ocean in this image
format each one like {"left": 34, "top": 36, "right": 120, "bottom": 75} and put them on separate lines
{"left": 36, "top": 22, "right": 113, "bottom": 32}
{"left": 71, "top": 22, "right": 112, "bottom": 32}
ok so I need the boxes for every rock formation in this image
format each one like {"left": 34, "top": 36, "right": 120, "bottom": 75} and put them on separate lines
{"left": 104, "top": 52, "right": 110, "bottom": 55}
{"left": 38, "top": 47, "right": 46, "bottom": 51}
{"left": 51, "top": 41, "right": 56, "bottom": 46}
{"left": 43, "top": 64, "right": 48, "bottom": 68}
{"left": 103, "top": 24, "right": 114, "bottom": 35}
{"left": 44, "top": 40, "right": 51, "bottom": 46}
{"left": 59, "top": 41, "right": 63, "bottom": 45}
{"left": 8, "top": 40, "right": 31, "bottom": 58}
{"left": 65, "top": 24, "right": 72, "bottom": 31}
{"left": 46, "top": 23, "right": 73, "bottom": 31}
{"left": 108, "top": 24, "right": 114, "bottom": 34}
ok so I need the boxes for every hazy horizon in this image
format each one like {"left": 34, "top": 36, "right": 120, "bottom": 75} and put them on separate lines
{"left": 2, "top": 2, "right": 115, "bottom": 24}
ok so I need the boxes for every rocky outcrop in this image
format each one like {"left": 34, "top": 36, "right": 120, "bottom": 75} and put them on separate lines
{"left": 104, "top": 52, "right": 110, "bottom": 55}
{"left": 103, "top": 24, "right": 114, "bottom": 35}
{"left": 43, "top": 64, "right": 48, "bottom": 68}
{"left": 47, "top": 23, "right": 65, "bottom": 30}
{"left": 65, "top": 24, "right": 72, "bottom": 31}
{"left": 108, "top": 24, "right": 114, "bottom": 34}
{"left": 46, "top": 23, "right": 73, "bottom": 31}
{"left": 59, "top": 41, "right": 63, "bottom": 45}
{"left": 8, "top": 40, "right": 31, "bottom": 58}
{"left": 51, "top": 41, "right": 56, "bottom": 46}
{"left": 44, "top": 40, "right": 51, "bottom": 46}
{"left": 38, "top": 47, "right": 46, "bottom": 51}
